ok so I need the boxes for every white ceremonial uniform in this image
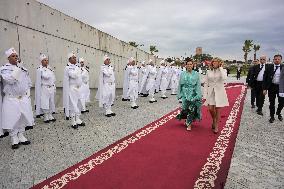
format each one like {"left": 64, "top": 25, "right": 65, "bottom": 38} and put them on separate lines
{"left": 159, "top": 66, "right": 169, "bottom": 98}
{"left": 0, "top": 63, "right": 31, "bottom": 145}
{"left": 96, "top": 64, "right": 116, "bottom": 115}
{"left": 35, "top": 65, "right": 56, "bottom": 122}
{"left": 146, "top": 65, "right": 157, "bottom": 102}
{"left": 139, "top": 65, "right": 147, "bottom": 95}
{"left": 0, "top": 78, "right": 3, "bottom": 136}
{"left": 63, "top": 63, "right": 85, "bottom": 127}
{"left": 155, "top": 66, "right": 162, "bottom": 93}
{"left": 79, "top": 66, "right": 90, "bottom": 112}
{"left": 127, "top": 65, "right": 139, "bottom": 108}
{"left": 166, "top": 66, "right": 173, "bottom": 90}
{"left": 171, "top": 66, "right": 179, "bottom": 95}
{"left": 122, "top": 65, "right": 131, "bottom": 100}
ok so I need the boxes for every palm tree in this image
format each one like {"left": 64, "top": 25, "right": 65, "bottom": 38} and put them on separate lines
{"left": 150, "top": 45, "right": 158, "bottom": 55}
{"left": 242, "top": 40, "right": 253, "bottom": 64}
{"left": 242, "top": 40, "right": 253, "bottom": 75}
{"left": 253, "top": 44, "right": 260, "bottom": 60}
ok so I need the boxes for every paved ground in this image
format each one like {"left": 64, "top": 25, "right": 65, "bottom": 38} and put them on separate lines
{"left": 225, "top": 78, "right": 284, "bottom": 189}
{"left": 0, "top": 76, "right": 283, "bottom": 189}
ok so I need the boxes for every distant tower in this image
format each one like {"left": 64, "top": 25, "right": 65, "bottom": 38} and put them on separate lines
{"left": 196, "top": 47, "right": 202, "bottom": 55}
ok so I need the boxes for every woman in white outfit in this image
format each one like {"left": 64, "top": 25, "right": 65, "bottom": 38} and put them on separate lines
{"left": 204, "top": 57, "right": 229, "bottom": 134}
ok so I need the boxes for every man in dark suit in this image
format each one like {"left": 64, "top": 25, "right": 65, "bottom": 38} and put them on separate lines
{"left": 246, "top": 59, "right": 259, "bottom": 108}
{"left": 249, "top": 55, "right": 267, "bottom": 115}
{"left": 263, "top": 54, "right": 283, "bottom": 123}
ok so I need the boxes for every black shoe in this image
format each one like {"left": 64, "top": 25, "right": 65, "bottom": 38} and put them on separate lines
{"left": 50, "top": 118, "right": 56, "bottom": 122}
{"left": 105, "top": 114, "right": 112, "bottom": 117}
{"left": 149, "top": 101, "right": 154, "bottom": 103}
{"left": 66, "top": 116, "right": 70, "bottom": 120}
{"left": 36, "top": 114, "right": 44, "bottom": 118}
{"left": 269, "top": 117, "right": 275, "bottom": 123}
{"left": 111, "top": 113, "right": 116, "bottom": 116}
{"left": 85, "top": 110, "right": 89, "bottom": 113}
{"left": 12, "top": 144, "right": 19, "bottom": 149}
{"left": 278, "top": 114, "right": 283, "bottom": 121}
{"left": 21, "top": 141, "right": 31, "bottom": 145}
{"left": 153, "top": 100, "right": 157, "bottom": 102}
{"left": 131, "top": 106, "right": 139, "bottom": 109}
{"left": 44, "top": 120, "right": 50, "bottom": 123}
{"left": 78, "top": 122, "right": 86, "bottom": 127}
{"left": 0, "top": 131, "right": 9, "bottom": 138}
{"left": 257, "top": 110, "right": 263, "bottom": 116}
{"left": 161, "top": 97, "right": 168, "bottom": 99}
{"left": 122, "top": 98, "right": 128, "bottom": 101}
{"left": 25, "top": 126, "right": 34, "bottom": 130}
{"left": 71, "top": 125, "right": 78, "bottom": 129}
{"left": 251, "top": 105, "right": 255, "bottom": 108}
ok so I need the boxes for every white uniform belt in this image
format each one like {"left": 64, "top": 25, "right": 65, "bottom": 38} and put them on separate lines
{"left": 6, "top": 93, "right": 27, "bottom": 99}
{"left": 42, "top": 84, "right": 54, "bottom": 88}
{"left": 70, "top": 84, "right": 81, "bottom": 89}
{"left": 104, "top": 82, "right": 114, "bottom": 85}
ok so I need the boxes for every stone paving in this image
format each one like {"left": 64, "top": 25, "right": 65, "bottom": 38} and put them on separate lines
{"left": 0, "top": 76, "right": 283, "bottom": 189}
{"left": 225, "top": 77, "right": 284, "bottom": 189}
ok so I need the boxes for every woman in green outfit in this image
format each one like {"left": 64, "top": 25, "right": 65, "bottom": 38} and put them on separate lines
{"left": 176, "top": 60, "right": 202, "bottom": 131}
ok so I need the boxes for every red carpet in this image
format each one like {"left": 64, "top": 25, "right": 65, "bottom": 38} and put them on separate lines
{"left": 32, "top": 84, "right": 247, "bottom": 189}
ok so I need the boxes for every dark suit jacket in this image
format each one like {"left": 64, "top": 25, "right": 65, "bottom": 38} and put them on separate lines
{"left": 249, "top": 64, "right": 265, "bottom": 87}
{"left": 246, "top": 66, "right": 254, "bottom": 86}
{"left": 279, "top": 67, "right": 284, "bottom": 93}
{"left": 263, "top": 64, "right": 283, "bottom": 90}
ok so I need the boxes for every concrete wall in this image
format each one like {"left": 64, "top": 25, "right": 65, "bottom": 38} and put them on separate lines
{"left": 0, "top": 0, "right": 161, "bottom": 88}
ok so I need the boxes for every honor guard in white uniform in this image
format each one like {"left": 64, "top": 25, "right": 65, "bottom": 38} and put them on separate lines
{"left": 63, "top": 52, "right": 86, "bottom": 129}
{"left": 171, "top": 64, "right": 179, "bottom": 95}
{"left": 35, "top": 54, "right": 56, "bottom": 123}
{"left": 159, "top": 61, "right": 169, "bottom": 99}
{"left": 122, "top": 59, "right": 132, "bottom": 101}
{"left": 79, "top": 57, "right": 90, "bottom": 113}
{"left": 127, "top": 58, "right": 139, "bottom": 109}
{"left": 139, "top": 59, "right": 158, "bottom": 103}
{"left": 96, "top": 55, "right": 116, "bottom": 117}
{"left": 0, "top": 47, "right": 31, "bottom": 149}
{"left": 139, "top": 61, "right": 148, "bottom": 96}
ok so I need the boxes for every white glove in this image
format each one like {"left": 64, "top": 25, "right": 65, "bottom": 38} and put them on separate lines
{"left": 11, "top": 67, "right": 22, "bottom": 81}
{"left": 279, "top": 93, "right": 284, "bottom": 98}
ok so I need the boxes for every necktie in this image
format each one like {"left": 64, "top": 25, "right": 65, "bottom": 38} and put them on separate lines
{"left": 260, "top": 64, "right": 264, "bottom": 70}
{"left": 275, "top": 66, "right": 279, "bottom": 71}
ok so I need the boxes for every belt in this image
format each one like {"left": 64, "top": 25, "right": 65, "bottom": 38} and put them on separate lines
{"left": 104, "top": 82, "right": 114, "bottom": 85}
{"left": 6, "top": 93, "right": 28, "bottom": 99}
{"left": 42, "top": 84, "right": 54, "bottom": 88}
{"left": 70, "top": 85, "right": 80, "bottom": 89}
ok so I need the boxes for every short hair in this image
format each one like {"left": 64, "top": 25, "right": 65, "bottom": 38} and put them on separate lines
{"left": 274, "top": 54, "right": 282, "bottom": 59}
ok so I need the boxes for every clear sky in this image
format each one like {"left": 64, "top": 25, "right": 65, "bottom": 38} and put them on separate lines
{"left": 38, "top": 0, "right": 284, "bottom": 61}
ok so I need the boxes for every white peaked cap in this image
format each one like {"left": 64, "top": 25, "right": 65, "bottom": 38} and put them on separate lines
{"left": 103, "top": 54, "right": 110, "bottom": 61}
{"left": 127, "top": 57, "right": 134, "bottom": 64}
{"left": 5, "top": 47, "right": 18, "bottom": 58}
{"left": 149, "top": 59, "right": 153, "bottom": 63}
{"left": 39, "top": 54, "right": 48, "bottom": 61}
{"left": 68, "top": 52, "right": 76, "bottom": 59}
{"left": 160, "top": 60, "right": 165, "bottom": 64}
{"left": 79, "top": 57, "right": 84, "bottom": 62}
{"left": 141, "top": 61, "right": 145, "bottom": 65}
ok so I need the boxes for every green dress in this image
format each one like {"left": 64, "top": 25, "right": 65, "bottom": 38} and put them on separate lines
{"left": 176, "top": 70, "right": 202, "bottom": 125}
